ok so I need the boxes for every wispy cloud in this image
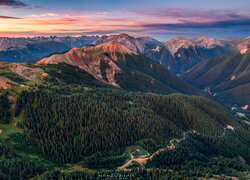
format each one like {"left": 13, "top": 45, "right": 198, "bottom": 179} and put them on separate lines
{"left": 129, "top": 7, "right": 250, "bottom": 35}
{"left": 0, "top": 15, "right": 21, "bottom": 19}
{"left": 0, "top": 0, "right": 29, "bottom": 8}
{"left": 142, "top": 18, "right": 250, "bottom": 30}
{"left": 1, "top": 5, "right": 250, "bottom": 39}
{"left": 26, "top": 13, "right": 59, "bottom": 18}
{"left": 133, "top": 7, "right": 250, "bottom": 22}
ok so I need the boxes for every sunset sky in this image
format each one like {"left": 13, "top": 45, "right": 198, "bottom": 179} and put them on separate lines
{"left": 0, "top": 0, "right": 250, "bottom": 40}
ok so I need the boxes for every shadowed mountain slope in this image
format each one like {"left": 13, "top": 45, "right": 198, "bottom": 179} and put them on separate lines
{"left": 182, "top": 49, "right": 250, "bottom": 108}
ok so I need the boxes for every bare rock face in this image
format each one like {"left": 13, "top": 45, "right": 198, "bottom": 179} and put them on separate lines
{"left": 0, "top": 76, "right": 17, "bottom": 89}
{"left": 144, "top": 36, "right": 235, "bottom": 74}
{"left": 235, "top": 36, "right": 250, "bottom": 51}
{"left": 38, "top": 41, "right": 138, "bottom": 87}
{"left": 10, "top": 63, "right": 44, "bottom": 81}
{"left": 92, "top": 33, "right": 161, "bottom": 53}
{"left": 191, "top": 36, "right": 225, "bottom": 48}
{"left": 165, "top": 36, "right": 196, "bottom": 57}
{"left": 164, "top": 36, "right": 227, "bottom": 57}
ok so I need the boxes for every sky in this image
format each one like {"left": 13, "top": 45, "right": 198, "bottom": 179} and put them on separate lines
{"left": 0, "top": 0, "right": 250, "bottom": 41}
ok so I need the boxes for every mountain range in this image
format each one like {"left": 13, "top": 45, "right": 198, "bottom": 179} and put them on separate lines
{"left": 0, "top": 34, "right": 250, "bottom": 179}
{"left": 0, "top": 36, "right": 100, "bottom": 62}
{"left": 37, "top": 41, "right": 205, "bottom": 96}
{"left": 2, "top": 33, "right": 250, "bottom": 76}
{"left": 144, "top": 36, "right": 236, "bottom": 74}
{"left": 92, "top": 34, "right": 250, "bottom": 74}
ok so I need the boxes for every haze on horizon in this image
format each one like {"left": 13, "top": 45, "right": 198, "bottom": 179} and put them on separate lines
{"left": 0, "top": 0, "right": 250, "bottom": 41}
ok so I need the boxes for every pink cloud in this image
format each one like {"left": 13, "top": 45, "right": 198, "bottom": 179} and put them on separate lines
{"left": 132, "top": 7, "right": 250, "bottom": 23}
{"left": 0, "top": 15, "right": 21, "bottom": 19}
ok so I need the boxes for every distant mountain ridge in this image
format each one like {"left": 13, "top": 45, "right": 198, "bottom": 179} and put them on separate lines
{"left": 144, "top": 36, "right": 236, "bottom": 74}
{"left": 164, "top": 36, "right": 227, "bottom": 57}
{"left": 0, "top": 36, "right": 100, "bottom": 62}
{"left": 0, "top": 36, "right": 100, "bottom": 52}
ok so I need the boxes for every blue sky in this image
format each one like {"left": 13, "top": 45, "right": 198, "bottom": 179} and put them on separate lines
{"left": 0, "top": 0, "right": 250, "bottom": 40}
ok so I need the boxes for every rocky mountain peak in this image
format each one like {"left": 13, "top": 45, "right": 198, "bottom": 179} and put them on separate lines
{"left": 96, "top": 41, "right": 137, "bottom": 55}
{"left": 92, "top": 33, "right": 160, "bottom": 53}
{"left": 165, "top": 36, "right": 195, "bottom": 56}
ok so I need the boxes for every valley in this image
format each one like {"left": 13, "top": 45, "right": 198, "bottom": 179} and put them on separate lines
{"left": 182, "top": 49, "right": 250, "bottom": 119}
{"left": 1, "top": 0, "right": 250, "bottom": 178}
{"left": 0, "top": 34, "right": 249, "bottom": 179}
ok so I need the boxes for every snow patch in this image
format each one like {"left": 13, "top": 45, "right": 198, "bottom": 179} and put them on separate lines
{"left": 240, "top": 49, "right": 248, "bottom": 54}
{"left": 205, "top": 88, "right": 213, "bottom": 95}
{"left": 231, "top": 75, "right": 236, "bottom": 80}
{"left": 186, "top": 69, "right": 191, "bottom": 73}
{"left": 231, "top": 107, "right": 237, "bottom": 111}
{"left": 241, "top": 105, "right": 249, "bottom": 110}
{"left": 152, "top": 46, "right": 161, "bottom": 52}
{"left": 237, "top": 112, "right": 246, "bottom": 117}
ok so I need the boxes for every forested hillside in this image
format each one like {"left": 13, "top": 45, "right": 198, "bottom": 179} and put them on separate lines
{"left": 14, "top": 88, "right": 250, "bottom": 163}
{"left": 0, "top": 61, "right": 249, "bottom": 179}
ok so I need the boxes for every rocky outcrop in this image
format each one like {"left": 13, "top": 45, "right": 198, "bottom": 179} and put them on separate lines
{"left": 38, "top": 41, "right": 138, "bottom": 87}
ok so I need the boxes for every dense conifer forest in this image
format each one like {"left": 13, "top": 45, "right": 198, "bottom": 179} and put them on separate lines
{"left": 0, "top": 95, "right": 11, "bottom": 124}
